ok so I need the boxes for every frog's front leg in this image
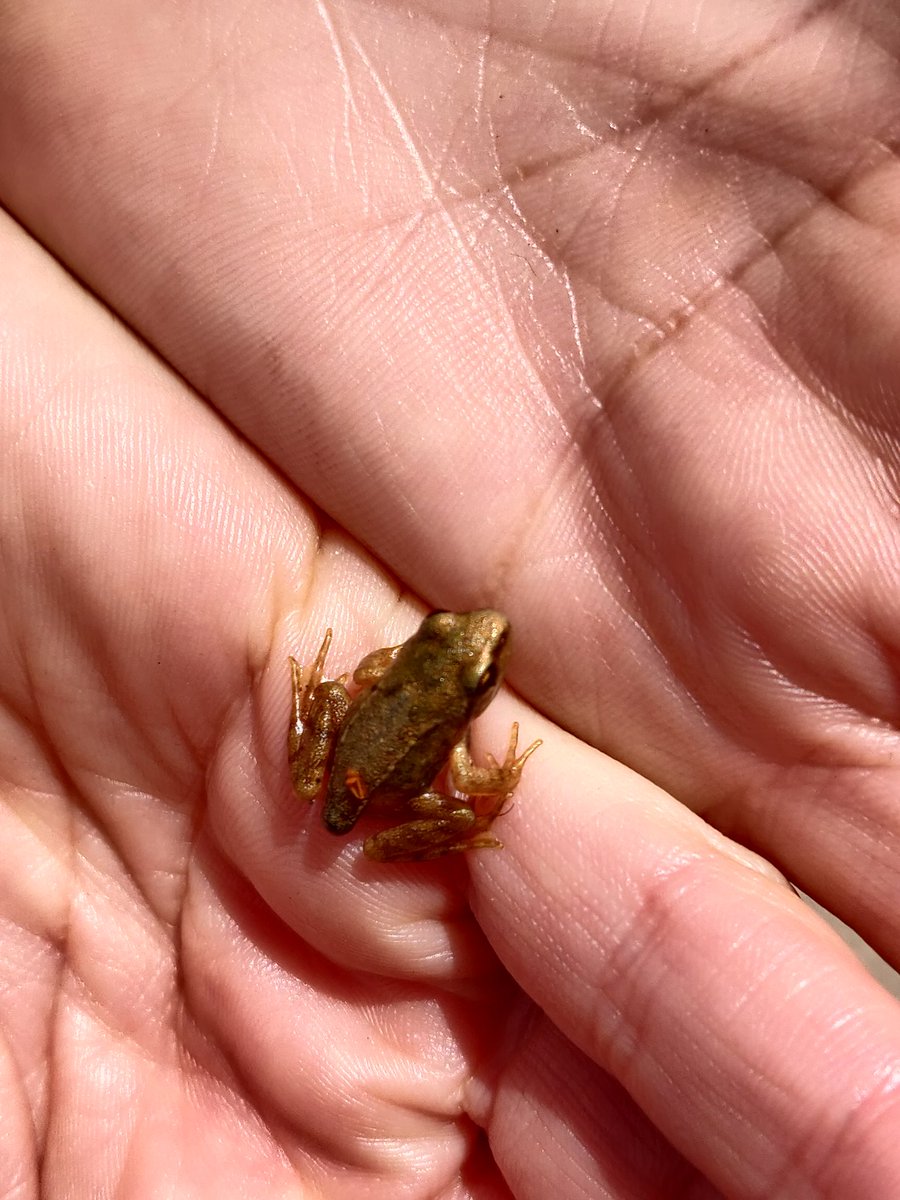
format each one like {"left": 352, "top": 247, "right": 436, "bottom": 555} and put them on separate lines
{"left": 363, "top": 792, "right": 501, "bottom": 862}
{"left": 288, "top": 629, "right": 351, "bottom": 802}
{"left": 449, "top": 722, "right": 542, "bottom": 803}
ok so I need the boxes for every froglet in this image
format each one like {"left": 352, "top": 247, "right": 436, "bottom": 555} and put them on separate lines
{"left": 288, "top": 610, "right": 540, "bottom": 861}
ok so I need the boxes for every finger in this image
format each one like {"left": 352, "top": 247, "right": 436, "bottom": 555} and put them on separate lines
{"left": 472, "top": 729, "right": 900, "bottom": 1197}
{"left": 489, "top": 1008, "right": 724, "bottom": 1199}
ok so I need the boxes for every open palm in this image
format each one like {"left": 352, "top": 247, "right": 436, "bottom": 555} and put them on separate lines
{"left": 2, "top": 2, "right": 899, "bottom": 1196}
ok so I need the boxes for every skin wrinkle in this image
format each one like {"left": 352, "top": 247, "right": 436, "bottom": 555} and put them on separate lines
{"left": 404, "top": 0, "right": 838, "bottom": 79}
{"left": 783, "top": 1059, "right": 900, "bottom": 1197}
{"left": 315, "top": 0, "right": 367, "bottom": 196}
{"left": 594, "top": 848, "right": 718, "bottom": 1067}
{"left": 312, "top": 5, "right": 848, "bottom": 363}
{"left": 555, "top": 332, "right": 900, "bottom": 768}
{"left": 599, "top": 875, "right": 842, "bottom": 1199}
{"left": 477, "top": 39, "right": 897, "bottom": 387}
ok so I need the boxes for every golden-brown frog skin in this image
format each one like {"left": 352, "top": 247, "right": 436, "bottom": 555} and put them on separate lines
{"left": 288, "top": 610, "right": 540, "bottom": 861}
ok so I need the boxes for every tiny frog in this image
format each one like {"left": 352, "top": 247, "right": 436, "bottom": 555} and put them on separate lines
{"left": 288, "top": 610, "right": 541, "bottom": 861}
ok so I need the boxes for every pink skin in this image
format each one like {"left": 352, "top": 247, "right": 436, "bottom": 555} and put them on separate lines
{"left": 2, "top": 3, "right": 900, "bottom": 1197}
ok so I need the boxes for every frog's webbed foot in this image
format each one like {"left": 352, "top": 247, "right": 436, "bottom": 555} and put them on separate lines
{"left": 363, "top": 791, "right": 502, "bottom": 862}
{"left": 449, "top": 722, "right": 542, "bottom": 799}
{"left": 288, "top": 630, "right": 350, "bottom": 803}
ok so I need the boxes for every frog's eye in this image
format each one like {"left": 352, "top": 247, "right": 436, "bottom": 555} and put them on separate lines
{"left": 476, "top": 660, "right": 501, "bottom": 696}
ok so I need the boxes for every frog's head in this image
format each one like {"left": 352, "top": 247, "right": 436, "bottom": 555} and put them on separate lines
{"left": 424, "top": 609, "right": 512, "bottom": 718}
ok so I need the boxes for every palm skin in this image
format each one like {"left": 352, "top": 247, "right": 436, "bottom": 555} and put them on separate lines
{"left": 1, "top": 2, "right": 900, "bottom": 1196}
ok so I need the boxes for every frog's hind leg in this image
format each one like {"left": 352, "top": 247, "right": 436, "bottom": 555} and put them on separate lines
{"left": 365, "top": 822, "right": 502, "bottom": 862}
{"left": 288, "top": 630, "right": 350, "bottom": 802}
{"left": 363, "top": 791, "right": 501, "bottom": 862}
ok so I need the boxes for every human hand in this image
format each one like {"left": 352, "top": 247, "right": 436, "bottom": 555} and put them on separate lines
{"left": 2, "top": 2, "right": 899, "bottom": 1196}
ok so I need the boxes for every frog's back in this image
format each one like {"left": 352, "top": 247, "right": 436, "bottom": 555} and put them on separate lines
{"left": 323, "top": 671, "right": 470, "bottom": 834}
